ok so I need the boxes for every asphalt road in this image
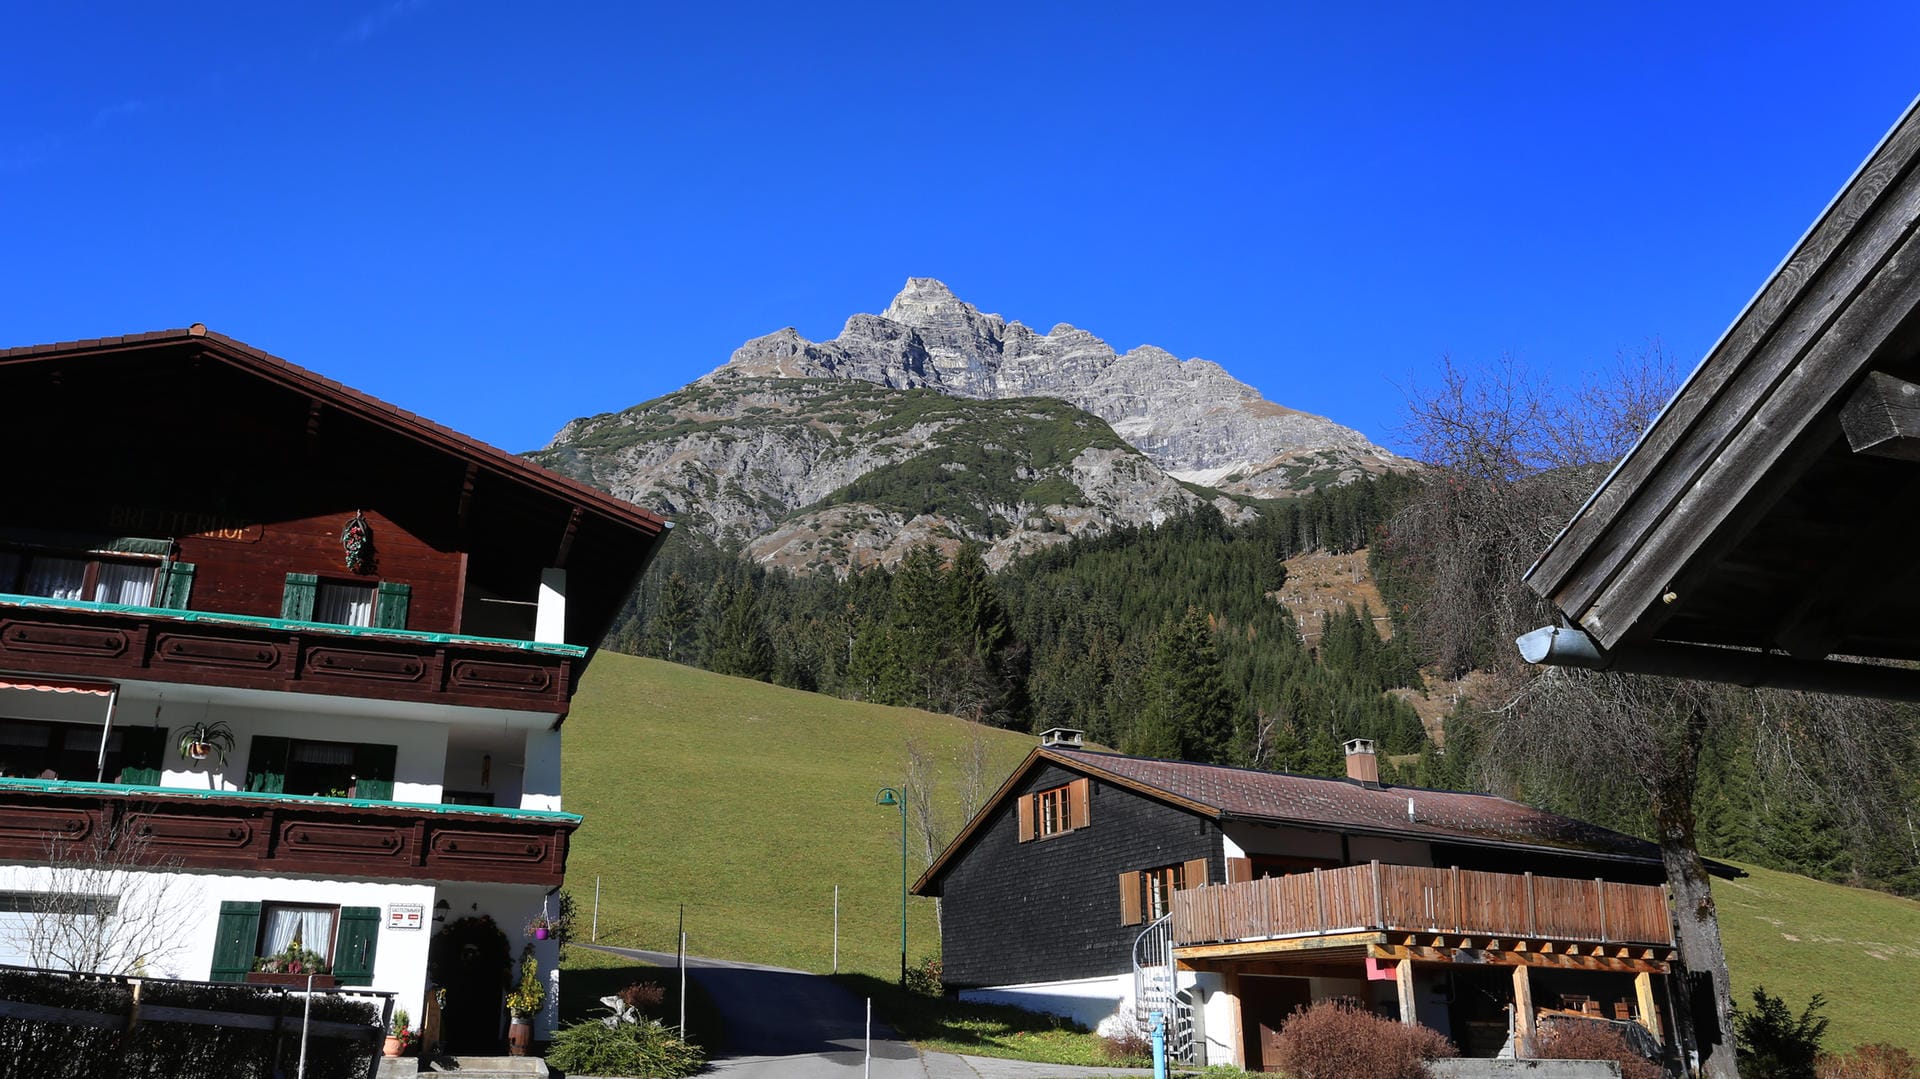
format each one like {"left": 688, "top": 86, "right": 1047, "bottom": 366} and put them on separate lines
{"left": 585, "top": 945, "right": 925, "bottom": 1078}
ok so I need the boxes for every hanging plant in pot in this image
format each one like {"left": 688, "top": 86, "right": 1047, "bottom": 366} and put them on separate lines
{"left": 174, "top": 720, "right": 237, "bottom": 767}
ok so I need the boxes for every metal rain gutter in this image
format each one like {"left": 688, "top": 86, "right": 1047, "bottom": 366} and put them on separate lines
{"left": 1517, "top": 624, "right": 1920, "bottom": 702}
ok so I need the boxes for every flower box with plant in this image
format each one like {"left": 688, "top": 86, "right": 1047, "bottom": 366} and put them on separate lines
{"left": 174, "top": 720, "right": 237, "bottom": 767}
{"left": 246, "top": 943, "right": 335, "bottom": 987}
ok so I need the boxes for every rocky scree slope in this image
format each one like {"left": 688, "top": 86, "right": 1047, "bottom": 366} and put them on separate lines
{"left": 711, "top": 277, "right": 1410, "bottom": 497}
{"left": 532, "top": 377, "right": 1236, "bottom": 575}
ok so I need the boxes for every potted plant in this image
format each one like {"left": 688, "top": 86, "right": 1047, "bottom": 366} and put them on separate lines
{"left": 504, "top": 945, "right": 545, "bottom": 1056}
{"left": 525, "top": 912, "right": 562, "bottom": 941}
{"left": 174, "top": 720, "right": 236, "bottom": 767}
{"left": 383, "top": 1009, "right": 415, "bottom": 1057}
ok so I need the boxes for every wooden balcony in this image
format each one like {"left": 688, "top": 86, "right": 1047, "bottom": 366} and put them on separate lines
{"left": 0, "top": 594, "right": 582, "bottom": 716}
{"left": 0, "top": 778, "right": 577, "bottom": 887}
{"left": 1172, "top": 862, "right": 1673, "bottom": 950}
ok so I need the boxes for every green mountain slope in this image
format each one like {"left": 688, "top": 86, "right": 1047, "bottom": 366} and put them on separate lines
{"left": 561, "top": 652, "right": 1920, "bottom": 1052}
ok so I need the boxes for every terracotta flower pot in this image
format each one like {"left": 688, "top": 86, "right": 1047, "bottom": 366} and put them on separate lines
{"left": 383, "top": 1036, "right": 404, "bottom": 1057}
{"left": 508, "top": 1016, "right": 533, "bottom": 1056}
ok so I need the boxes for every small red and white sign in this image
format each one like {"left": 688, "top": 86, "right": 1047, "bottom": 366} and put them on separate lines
{"left": 388, "top": 904, "right": 425, "bottom": 930}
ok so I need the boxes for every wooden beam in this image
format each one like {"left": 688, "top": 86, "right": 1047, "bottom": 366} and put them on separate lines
{"left": 457, "top": 462, "right": 478, "bottom": 530}
{"left": 1396, "top": 958, "right": 1417, "bottom": 1025}
{"left": 1841, "top": 371, "right": 1920, "bottom": 462}
{"left": 1635, "top": 970, "right": 1664, "bottom": 1044}
{"left": 1176, "top": 931, "right": 1386, "bottom": 961}
{"left": 554, "top": 506, "right": 582, "bottom": 569}
{"left": 1368, "top": 943, "right": 1668, "bottom": 974}
{"left": 1512, "top": 964, "right": 1536, "bottom": 1058}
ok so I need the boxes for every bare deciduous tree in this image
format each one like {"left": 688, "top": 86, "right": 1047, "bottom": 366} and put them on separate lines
{"left": 7, "top": 812, "right": 191, "bottom": 976}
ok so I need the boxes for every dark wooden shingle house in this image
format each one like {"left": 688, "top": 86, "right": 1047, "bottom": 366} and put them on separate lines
{"left": 914, "top": 732, "right": 1676, "bottom": 1071}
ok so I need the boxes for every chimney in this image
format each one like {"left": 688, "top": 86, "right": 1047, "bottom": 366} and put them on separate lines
{"left": 1343, "top": 738, "right": 1381, "bottom": 788}
{"left": 1040, "top": 728, "right": 1085, "bottom": 748}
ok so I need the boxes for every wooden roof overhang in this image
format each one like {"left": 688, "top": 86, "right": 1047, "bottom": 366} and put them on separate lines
{"left": 1523, "top": 97, "right": 1920, "bottom": 698}
{"left": 0, "top": 328, "right": 672, "bottom": 654}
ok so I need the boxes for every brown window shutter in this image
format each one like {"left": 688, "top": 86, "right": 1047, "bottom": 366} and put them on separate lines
{"left": 1119, "top": 871, "right": 1143, "bottom": 925}
{"left": 1068, "top": 778, "right": 1090, "bottom": 831}
{"left": 1226, "top": 857, "right": 1253, "bottom": 884}
{"left": 1016, "top": 795, "right": 1035, "bottom": 842}
{"left": 1182, "top": 857, "right": 1209, "bottom": 888}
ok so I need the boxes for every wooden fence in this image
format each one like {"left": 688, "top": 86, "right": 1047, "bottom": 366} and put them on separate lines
{"left": 1171, "top": 861, "right": 1671, "bottom": 947}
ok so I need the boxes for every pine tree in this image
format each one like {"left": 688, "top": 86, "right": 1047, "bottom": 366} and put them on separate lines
{"left": 643, "top": 571, "right": 699, "bottom": 663}
{"left": 1130, "top": 607, "right": 1236, "bottom": 764}
{"left": 708, "top": 582, "right": 773, "bottom": 682}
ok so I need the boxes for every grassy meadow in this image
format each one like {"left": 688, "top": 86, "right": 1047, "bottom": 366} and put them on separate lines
{"left": 562, "top": 652, "right": 1033, "bottom": 979}
{"left": 561, "top": 652, "right": 1920, "bottom": 1053}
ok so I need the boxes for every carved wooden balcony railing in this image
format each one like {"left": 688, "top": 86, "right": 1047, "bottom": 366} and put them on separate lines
{"left": 1172, "top": 861, "right": 1673, "bottom": 950}
{"left": 0, "top": 778, "right": 577, "bottom": 887}
{"left": 0, "top": 594, "right": 582, "bottom": 715}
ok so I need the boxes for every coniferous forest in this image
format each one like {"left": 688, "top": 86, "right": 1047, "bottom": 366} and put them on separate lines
{"left": 602, "top": 467, "right": 1919, "bottom": 899}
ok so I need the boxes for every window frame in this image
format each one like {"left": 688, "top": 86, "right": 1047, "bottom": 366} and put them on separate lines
{"left": 1016, "top": 777, "right": 1091, "bottom": 842}
{"left": 1119, "top": 856, "right": 1210, "bottom": 925}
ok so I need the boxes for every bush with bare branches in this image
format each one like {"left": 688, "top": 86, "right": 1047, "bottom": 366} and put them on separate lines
{"left": 1273, "top": 999, "right": 1455, "bottom": 1079}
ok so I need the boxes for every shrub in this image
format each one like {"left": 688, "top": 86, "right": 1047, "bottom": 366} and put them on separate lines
{"left": 545, "top": 1017, "right": 705, "bottom": 1078}
{"left": 1737, "top": 987, "right": 1829, "bottom": 1079}
{"left": 1820, "top": 1044, "right": 1920, "bottom": 1079}
{"left": 619, "top": 980, "right": 667, "bottom": 1017}
{"left": 1536, "top": 1019, "right": 1663, "bottom": 1079}
{"left": 1273, "top": 999, "right": 1455, "bottom": 1079}
{"left": 1097, "top": 1013, "right": 1152, "bottom": 1065}
{"left": 904, "top": 953, "right": 943, "bottom": 998}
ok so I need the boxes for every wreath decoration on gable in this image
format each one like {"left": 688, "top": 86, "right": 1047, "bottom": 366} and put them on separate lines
{"left": 342, "top": 511, "right": 372, "bottom": 573}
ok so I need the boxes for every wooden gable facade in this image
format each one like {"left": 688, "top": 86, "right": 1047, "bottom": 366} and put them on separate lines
{"left": 1, "top": 326, "right": 669, "bottom": 717}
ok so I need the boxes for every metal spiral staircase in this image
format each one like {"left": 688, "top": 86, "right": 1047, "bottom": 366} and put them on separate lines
{"left": 1132, "top": 913, "right": 1196, "bottom": 1063}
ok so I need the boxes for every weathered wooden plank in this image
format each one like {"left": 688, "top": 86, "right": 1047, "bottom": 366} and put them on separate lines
{"left": 1840, "top": 370, "right": 1920, "bottom": 461}
{"left": 1530, "top": 103, "right": 1920, "bottom": 636}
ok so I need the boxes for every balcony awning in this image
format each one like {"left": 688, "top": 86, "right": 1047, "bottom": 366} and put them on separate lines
{"left": 0, "top": 676, "right": 116, "bottom": 696}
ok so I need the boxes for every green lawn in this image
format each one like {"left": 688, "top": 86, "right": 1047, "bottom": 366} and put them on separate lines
{"left": 562, "top": 652, "right": 1033, "bottom": 980}
{"left": 561, "top": 653, "right": 1920, "bottom": 1056}
{"left": 1714, "top": 859, "right": 1920, "bottom": 1053}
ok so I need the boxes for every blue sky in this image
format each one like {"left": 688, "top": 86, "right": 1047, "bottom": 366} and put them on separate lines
{"left": 5, "top": 3, "right": 1916, "bottom": 454}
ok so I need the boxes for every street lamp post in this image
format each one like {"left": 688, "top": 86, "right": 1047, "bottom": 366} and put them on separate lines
{"left": 875, "top": 786, "right": 907, "bottom": 985}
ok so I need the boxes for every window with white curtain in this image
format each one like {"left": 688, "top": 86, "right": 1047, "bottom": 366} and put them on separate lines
{"left": 313, "top": 583, "right": 374, "bottom": 627}
{"left": 260, "top": 904, "right": 337, "bottom": 963}
{"left": 1, "top": 550, "right": 159, "bottom": 604}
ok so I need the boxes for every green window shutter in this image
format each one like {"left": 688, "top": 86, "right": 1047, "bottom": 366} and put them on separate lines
{"left": 245, "top": 735, "right": 290, "bottom": 794}
{"left": 159, "top": 561, "right": 196, "bottom": 610}
{"left": 210, "top": 901, "right": 262, "bottom": 982}
{"left": 332, "top": 906, "right": 381, "bottom": 986}
{"left": 374, "top": 581, "right": 410, "bottom": 629}
{"left": 354, "top": 744, "right": 397, "bottom": 802}
{"left": 118, "top": 727, "right": 166, "bottom": 785}
{"left": 281, "top": 573, "right": 317, "bottom": 621}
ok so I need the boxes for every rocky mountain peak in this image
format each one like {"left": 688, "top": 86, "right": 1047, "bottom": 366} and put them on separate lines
{"left": 708, "top": 279, "right": 1411, "bottom": 497}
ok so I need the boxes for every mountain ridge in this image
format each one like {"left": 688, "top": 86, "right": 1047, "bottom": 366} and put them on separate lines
{"left": 710, "top": 277, "right": 1410, "bottom": 496}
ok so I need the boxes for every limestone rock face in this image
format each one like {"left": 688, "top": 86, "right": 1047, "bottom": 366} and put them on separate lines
{"left": 531, "top": 378, "right": 1238, "bottom": 575}
{"left": 713, "top": 277, "right": 1410, "bottom": 496}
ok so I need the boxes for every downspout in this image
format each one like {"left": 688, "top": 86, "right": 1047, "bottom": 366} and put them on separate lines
{"left": 1517, "top": 624, "right": 1920, "bottom": 701}
{"left": 93, "top": 686, "right": 119, "bottom": 782}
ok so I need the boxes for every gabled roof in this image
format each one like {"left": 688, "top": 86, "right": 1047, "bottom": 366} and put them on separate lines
{"left": 1522, "top": 97, "right": 1920, "bottom": 697}
{"left": 0, "top": 326, "right": 670, "bottom": 540}
{"left": 913, "top": 747, "right": 1659, "bottom": 894}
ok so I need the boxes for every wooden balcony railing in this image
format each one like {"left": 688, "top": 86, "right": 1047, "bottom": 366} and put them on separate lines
{"left": 0, "top": 778, "right": 577, "bottom": 887}
{"left": 1172, "top": 861, "right": 1672, "bottom": 949}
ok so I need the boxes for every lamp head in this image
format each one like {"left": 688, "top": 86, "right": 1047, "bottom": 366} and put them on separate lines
{"left": 876, "top": 787, "right": 901, "bottom": 806}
